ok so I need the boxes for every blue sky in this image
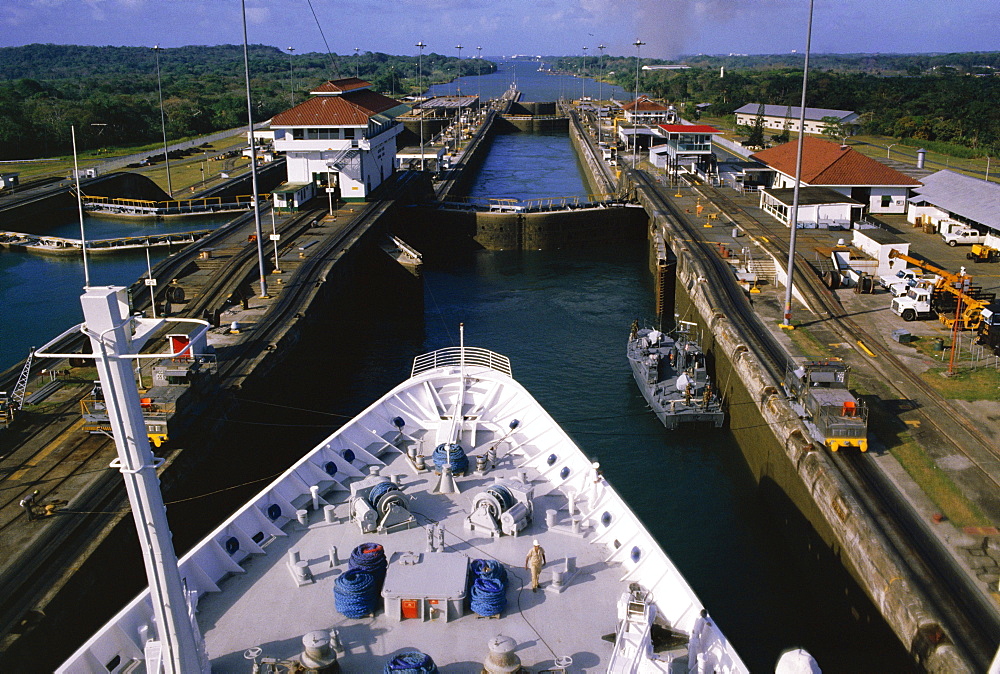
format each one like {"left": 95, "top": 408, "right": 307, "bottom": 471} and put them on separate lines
{"left": 2, "top": 0, "right": 997, "bottom": 59}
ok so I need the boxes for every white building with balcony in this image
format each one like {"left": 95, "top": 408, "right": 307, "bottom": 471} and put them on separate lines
{"left": 271, "top": 78, "right": 409, "bottom": 205}
{"left": 649, "top": 124, "right": 719, "bottom": 171}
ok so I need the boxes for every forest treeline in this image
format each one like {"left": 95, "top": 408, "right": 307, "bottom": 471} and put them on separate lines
{"left": 554, "top": 52, "right": 1000, "bottom": 156}
{"left": 0, "top": 44, "right": 494, "bottom": 160}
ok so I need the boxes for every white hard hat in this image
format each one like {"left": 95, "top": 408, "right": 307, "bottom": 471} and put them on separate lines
{"left": 533, "top": 539, "right": 539, "bottom": 546}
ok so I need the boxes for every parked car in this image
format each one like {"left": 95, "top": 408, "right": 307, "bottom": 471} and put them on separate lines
{"left": 941, "top": 227, "right": 987, "bottom": 247}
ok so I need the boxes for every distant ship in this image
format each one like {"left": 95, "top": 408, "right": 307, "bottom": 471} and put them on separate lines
{"left": 59, "top": 309, "right": 748, "bottom": 672}
{"left": 628, "top": 320, "right": 724, "bottom": 429}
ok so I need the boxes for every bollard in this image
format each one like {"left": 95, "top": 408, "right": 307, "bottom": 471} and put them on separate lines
{"left": 476, "top": 455, "right": 488, "bottom": 474}
{"left": 571, "top": 516, "right": 581, "bottom": 534}
{"left": 329, "top": 545, "right": 339, "bottom": 567}
{"left": 567, "top": 492, "right": 576, "bottom": 515}
{"left": 393, "top": 473, "right": 404, "bottom": 486}
{"left": 564, "top": 556, "right": 576, "bottom": 574}
{"left": 310, "top": 485, "right": 320, "bottom": 511}
{"left": 296, "top": 509, "right": 308, "bottom": 526}
{"left": 546, "top": 509, "right": 557, "bottom": 527}
{"left": 324, "top": 504, "right": 337, "bottom": 523}
{"left": 288, "top": 549, "right": 301, "bottom": 565}
{"left": 415, "top": 455, "right": 426, "bottom": 471}
{"left": 294, "top": 560, "right": 311, "bottom": 582}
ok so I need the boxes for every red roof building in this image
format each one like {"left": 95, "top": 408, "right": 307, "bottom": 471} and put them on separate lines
{"left": 751, "top": 137, "right": 920, "bottom": 215}
{"left": 620, "top": 96, "right": 675, "bottom": 124}
{"left": 271, "top": 78, "right": 409, "bottom": 204}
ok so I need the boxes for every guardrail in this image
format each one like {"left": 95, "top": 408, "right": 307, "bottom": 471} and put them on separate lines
{"left": 411, "top": 347, "right": 512, "bottom": 378}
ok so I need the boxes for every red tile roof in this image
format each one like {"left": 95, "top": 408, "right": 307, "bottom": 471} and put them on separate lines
{"left": 751, "top": 137, "right": 920, "bottom": 186}
{"left": 622, "top": 96, "right": 671, "bottom": 112}
{"left": 311, "top": 78, "right": 371, "bottom": 94}
{"left": 272, "top": 89, "right": 402, "bottom": 127}
{"left": 658, "top": 124, "right": 719, "bottom": 134}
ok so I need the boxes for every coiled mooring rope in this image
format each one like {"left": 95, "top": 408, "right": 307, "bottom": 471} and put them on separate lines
{"left": 470, "top": 576, "right": 507, "bottom": 617}
{"left": 333, "top": 568, "right": 379, "bottom": 618}
{"left": 383, "top": 650, "right": 438, "bottom": 673}
{"left": 432, "top": 442, "right": 468, "bottom": 475}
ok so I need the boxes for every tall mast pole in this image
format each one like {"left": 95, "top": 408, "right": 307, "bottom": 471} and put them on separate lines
{"left": 153, "top": 46, "right": 173, "bottom": 197}
{"left": 633, "top": 39, "right": 645, "bottom": 169}
{"left": 71, "top": 125, "right": 90, "bottom": 288}
{"left": 416, "top": 41, "right": 426, "bottom": 172}
{"left": 782, "top": 0, "right": 815, "bottom": 329}
{"left": 241, "top": 0, "right": 268, "bottom": 299}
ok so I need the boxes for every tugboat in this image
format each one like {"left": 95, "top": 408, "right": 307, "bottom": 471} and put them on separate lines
{"left": 628, "top": 320, "right": 724, "bottom": 429}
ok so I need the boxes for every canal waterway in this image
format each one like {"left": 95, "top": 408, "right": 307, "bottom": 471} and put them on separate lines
{"left": 17, "top": 61, "right": 910, "bottom": 671}
{"left": 0, "top": 210, "right": 235, "bottom": 371}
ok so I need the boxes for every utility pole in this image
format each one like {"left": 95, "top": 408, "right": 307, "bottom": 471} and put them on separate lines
{"left": 456, "top": 45, "right": 463, "bottom": 96}
{"left": 241, "top": 0, "right": 267, "bottom": 299}
{"left": 582, "top": 46, "right": 588, "bottom": 100}
{"left": 416, "top": 41, "right": 426, "bottom": 171}
{"left": 598, "top": 44, "right": 606, "bottom": 144}
{"left": 286, "top": 47, "right": 296, "bottom": 107}
{"left": 633, "top": 39, "right": 645, "bottom": 170}
{"left": 152, "top": 45, "right": 173, "bottom": 197}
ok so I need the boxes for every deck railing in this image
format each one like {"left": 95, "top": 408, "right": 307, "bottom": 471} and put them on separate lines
{"left": 411, "top": 347, "right": 512, "bottom": 378}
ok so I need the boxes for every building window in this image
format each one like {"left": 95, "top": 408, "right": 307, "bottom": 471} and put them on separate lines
{"left": 292, "top": 129, "right": 305, "bottom": 140}
{"left": 881, "top": 194, "right": 892, "bottom": 208}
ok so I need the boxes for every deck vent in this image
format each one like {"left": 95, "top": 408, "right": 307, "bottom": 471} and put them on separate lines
{"left": 266, "top": 504, "right": 282, "bottom": 521}
{"left": 225, "top": 537, "right": 240, "bottom": 554}
{"left": 630, "top": 546, "right": 641, "bottom": 563}
{"left": 601, "top": 512, "right": 612, "bottom": 527}
{"left": 324, "top": 461, "right": 338, "bottom": 476}
{"left": 342, "top": 449, "right": 356, "bottom": 463}
{"left": 559, "top": 466, "right": 570, "bottom": 480}
{"left": 546, "top": 454, "right": 557, "bottom": 466}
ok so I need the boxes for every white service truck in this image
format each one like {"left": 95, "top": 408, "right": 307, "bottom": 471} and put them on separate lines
{"left": 878, "top": 269, "right": 937, "bottom": 296}
{"left": 890, "top": 285, "right": 935, "bottom": 322}
{"left": 941, "top": 227, "right": 987, "bottom": 247}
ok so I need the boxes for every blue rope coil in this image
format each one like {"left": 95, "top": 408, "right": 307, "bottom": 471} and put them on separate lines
{"left": 470, "top": 558, "right": 508, "bottom": 585}
{"left": 368, "top": 481, "right": 399, "bottom": 508}
{"left": 432, "top": 443, "right": 468, "bottom": 475}
{"left": 334, "top": 569, "right": 379, "bottom": 618}
{"left": 349, "top": 542, "right": 388, "bottom": 589}
{"left": 384, "top": 651, "right": 438, "bottom": 673}
{"left": 470, "top": 576, "right": 507, "bottom": 617}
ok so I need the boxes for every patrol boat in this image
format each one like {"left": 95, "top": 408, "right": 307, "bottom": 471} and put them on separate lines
{"left": 56, "top": 287, "right": 747, "bottom": 673}
{"left": 627, "top": 320, "right": 724, "bottom": 430}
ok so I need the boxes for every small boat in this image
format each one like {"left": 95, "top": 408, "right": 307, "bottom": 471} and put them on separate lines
{"left": 57, "top": 297, "right": 748, "bottom": 673}
{"left": 627, "top": 320, "right": 724, "bottom": 429}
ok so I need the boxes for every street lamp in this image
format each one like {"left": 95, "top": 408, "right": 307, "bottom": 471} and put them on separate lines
{"left": 152, "top": 45, "right": 173, "bottom": 197}
{"left": 477, "top": 46, "right": 483, "bottom": 104}
{"left": 782, "top": 0, "right": 816, "bottom": 329}
{"left": 633, "top": 39, "right": 645, "bottom": 169}
{"left": 241, "top": 0, "right": 267, "bottom": 299}
{"left": 582, "top": 46, "right": 588, "bottom": 100}
{"left": 598, "top": 44, "right": 606, "bottom": 144}
{"left": 354, "top": 47, "right": 360, "bottom": 78}
{"left": 887, "top": 143, "right": 896, "bottom": 159}
{"left": 455, "top": 45, "right": 463, "bottom": 96}
{"left": 416, "top": 41, "right": 426, "bottom": 171}
{"left": 286, "top": 47, "right": 296, "bottom": 107}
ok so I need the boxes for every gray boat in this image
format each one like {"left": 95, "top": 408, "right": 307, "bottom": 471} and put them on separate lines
{"left": 627, "top": 320, "right": 724, "bottom": 429}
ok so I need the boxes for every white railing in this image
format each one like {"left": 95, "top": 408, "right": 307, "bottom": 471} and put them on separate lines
{"left": 411, "top": 347, "right": 512, "bottom": 378}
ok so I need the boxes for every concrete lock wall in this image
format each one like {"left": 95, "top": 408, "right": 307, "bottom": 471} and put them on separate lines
{"left": 643, "top": 189, "right": 969, "bottom": 671}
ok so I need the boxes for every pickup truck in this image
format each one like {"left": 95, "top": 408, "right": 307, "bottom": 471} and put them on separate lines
{"left": 878, "top": 269, "right": 936, "bottom": 296}
{"left": 941, "top": 227, "right": 987, "bottom": 247}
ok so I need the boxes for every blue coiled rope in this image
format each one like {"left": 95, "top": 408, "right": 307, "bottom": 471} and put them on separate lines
{"left": 368, "top": 481, "right": 399, "bottom": 508}
{"left": 334, "top": 568, "right": 379, "bottom": 618}
{"left": 470, "top": 558, "right": 508, "bottom": 585}
{"left": 349, "top": 542, "right": 388, "bottom": 584}
{"left": 470, "top": 576, "right": 507, "bottom": 617}
{"left": 383, "top": 651, "right": 438, "bottom": 674}
{"left": 432, "top": 442, "right": 468, "bottom": 475}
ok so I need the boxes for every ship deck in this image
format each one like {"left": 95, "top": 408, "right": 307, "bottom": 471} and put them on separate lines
{"left": 200, "top": 449, "right": 628, "bottom": 672}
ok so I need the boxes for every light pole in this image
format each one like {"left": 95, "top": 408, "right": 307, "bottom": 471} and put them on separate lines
{"left": 887, "top": 143, "right": 896, "bottom": 159}
{"left": 633, "top": 39, "right": 645, "bottom": 169}
{"left": 354, "top": 47, "right": 360, "bottom": 78}
{"left": 145, "top": 244, "right": 157, "bottom": 319}
{"left": 152, "top": 45, "right": 173, "bottom": 197}
{"left": 582, "top": 46, "right": 588, "bottom": 100}
{"left": 598, "top": 44, "right": 606, "bottom": 144}
{"left": 477, "top": 46, "right": 483, "bottom": 104}
{"left": 241, "top": 0, "right": 267, "bottom": 299}
{"left": 455, "top": 45, "right": 463, "bottom": 96}
{"left": 286, "top": 47, "right": 296, "bottom": 107}
{"left": 416, "top": 41, "right": 426, "bottom": 171}
{"left": 270, "top": 208, "right": 281, "bottom": 273}
{"left": 782, "top": 0, "right": 816, "bottom": 330}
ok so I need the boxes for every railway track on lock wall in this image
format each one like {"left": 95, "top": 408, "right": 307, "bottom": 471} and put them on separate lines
{"left": 637, "top": 171, "right": 1000, "bottom": 667}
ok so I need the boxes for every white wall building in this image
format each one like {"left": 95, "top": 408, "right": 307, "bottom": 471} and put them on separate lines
{"left": 271, "top": 78, "right": 408, "bottom": 205}
{"left": 734, "top": 104, "right": 859, "bottom": 135}
{"left": 907, "top": 169, "right": 1000, "bottom": 245}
